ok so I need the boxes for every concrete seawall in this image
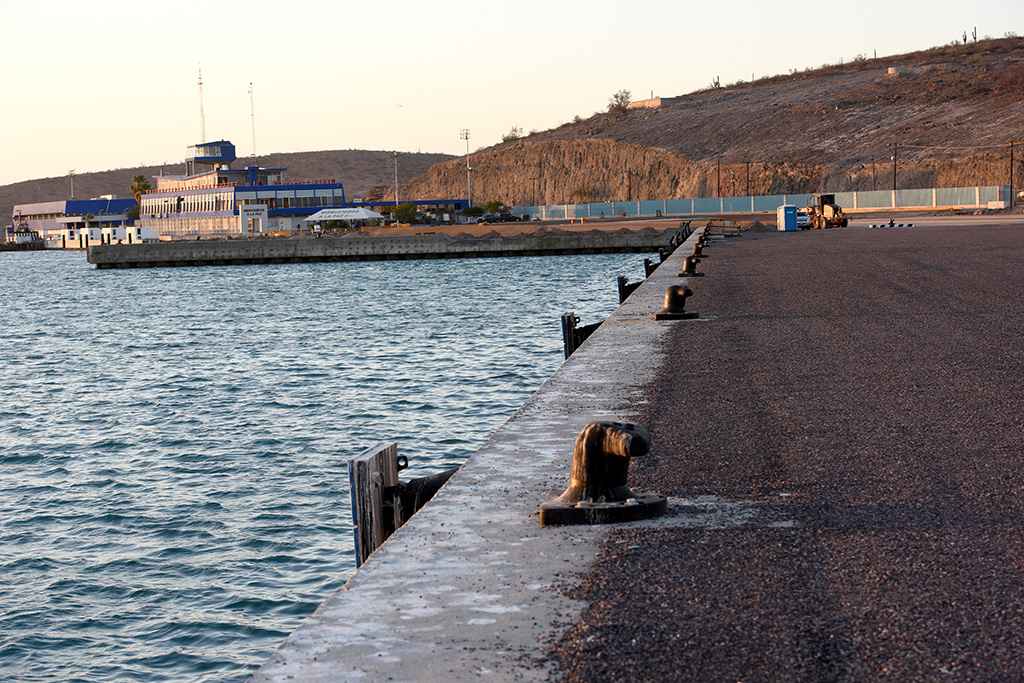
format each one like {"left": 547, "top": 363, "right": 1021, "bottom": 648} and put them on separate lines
{"left": 87, "top": 228, "right": 678, "bottom": 269}
{"left": 250, "top": 226, "right": 705, "bottom": 682}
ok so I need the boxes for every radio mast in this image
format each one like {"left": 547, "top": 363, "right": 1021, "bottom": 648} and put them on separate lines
{"left": 198, "top": 66, "right": 207, "bottom": 142}
{"left": 248, "top": 82, "right": 257, "bottom": 160}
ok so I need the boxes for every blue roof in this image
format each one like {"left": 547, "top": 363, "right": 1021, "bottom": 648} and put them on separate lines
{"left": 65, "top": 198, "right": 136, "bottom": 216}
{"left": 234, "top": 182, "right": 344, "bottom": 192}
{"left": 358, "top": 199, "right": 469, "bottom": 208}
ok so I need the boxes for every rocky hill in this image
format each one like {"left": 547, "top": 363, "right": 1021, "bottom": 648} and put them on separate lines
{"left": 408, "top": 37, "right": 1024, "bottom": 205}
{"left": 1, "top": 149, "right": 452, "bottom": 222}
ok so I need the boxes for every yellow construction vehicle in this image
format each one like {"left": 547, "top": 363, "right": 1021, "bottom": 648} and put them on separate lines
{"left": 801, "top": 193, "right": 848, "bottom": 229}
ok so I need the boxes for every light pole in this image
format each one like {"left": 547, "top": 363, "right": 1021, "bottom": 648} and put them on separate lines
{"left": 1010, "top": 141, "right": 1016, "bottom": 209}
{"left": 459, "top": 129, "right": 472, "bottom": 206}
{"left": 69, "top": 170, "right": 75, "bottom": 199}
{"left": 394, "top": 151, "right": 400, "bottom": 207}
{"left": 892, "top": 143, "right": 898, "bottom": 193}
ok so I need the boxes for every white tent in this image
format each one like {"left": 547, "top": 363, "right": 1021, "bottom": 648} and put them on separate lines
{"left": 304, "top": 208, "right": 385, "bottom": 222}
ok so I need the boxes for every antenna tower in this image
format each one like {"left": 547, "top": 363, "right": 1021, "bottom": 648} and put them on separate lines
{"left": 198, "top": 67, "right": 207, "bottom": 142}
{"left": 249, "top": 82, "right": 257, "bottom": 159}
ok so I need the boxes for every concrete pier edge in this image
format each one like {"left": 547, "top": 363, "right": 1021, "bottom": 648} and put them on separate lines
{"left": 87, "top": 228, "right": 679, "bottom": 269}
{"left": 250, "top": 227, "right": 707, "bottom": 681}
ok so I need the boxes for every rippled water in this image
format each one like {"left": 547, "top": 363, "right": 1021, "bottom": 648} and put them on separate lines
{"left": 0, "top": 249, "right": 649, "bottom": 682}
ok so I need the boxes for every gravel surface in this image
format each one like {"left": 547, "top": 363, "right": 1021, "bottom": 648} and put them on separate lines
{"left": 554, "top": 222, "right": 1024, "bottom": 682}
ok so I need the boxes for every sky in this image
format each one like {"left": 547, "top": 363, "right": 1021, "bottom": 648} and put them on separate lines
{"left": 1, "top": 0, "right": 1022, "bottom": 186}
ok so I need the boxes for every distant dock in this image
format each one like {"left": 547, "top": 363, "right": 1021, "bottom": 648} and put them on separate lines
{"left": 87, "top": 227, "right": 679, "bottom": 269}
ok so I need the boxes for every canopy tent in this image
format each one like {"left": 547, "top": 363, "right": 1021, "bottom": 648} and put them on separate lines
{"left": 303, "top": 208, "right": 385, "bottom": 222}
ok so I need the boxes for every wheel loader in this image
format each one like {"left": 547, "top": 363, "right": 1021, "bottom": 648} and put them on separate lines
{"left": 800, "top": 193, "right": 849, "bottom": 229}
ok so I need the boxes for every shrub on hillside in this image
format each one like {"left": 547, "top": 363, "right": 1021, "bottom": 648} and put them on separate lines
{"left": 608, "top": 89, "right": 631, "bottom": 114}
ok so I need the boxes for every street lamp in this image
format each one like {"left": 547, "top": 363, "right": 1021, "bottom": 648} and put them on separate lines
{"left": 459, "top": 129, "right": 472, "bottom": 206}
{"left": 394, "top": 151, "right": 400, "bottom": 207}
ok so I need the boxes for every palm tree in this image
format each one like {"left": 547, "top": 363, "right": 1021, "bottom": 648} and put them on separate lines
{"left": 129, "top": 175, "right": 152, "bottom": 220}
{"left": 129, "top": 175, "right": 152, "bottom": 204}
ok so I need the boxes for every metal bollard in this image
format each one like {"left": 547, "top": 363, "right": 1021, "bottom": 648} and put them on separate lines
{"left": 538, "top": 421, "right": 666, "bottom": 527}
{"left": 679, "top": 255, "right": 704, "bottom": 278}
{"left": 654, "top": 285, "right": 699, "bottom": 321}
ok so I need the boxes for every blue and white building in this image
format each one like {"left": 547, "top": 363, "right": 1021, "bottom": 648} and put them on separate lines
{"left": 11, "top": 196, "right": 137, "bottom": 248}
{"left": 138, "top": 140, "right": 347, "bottom": 238}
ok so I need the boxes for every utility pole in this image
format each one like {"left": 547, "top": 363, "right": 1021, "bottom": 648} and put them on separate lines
{"left": 459, "top": 129, "right": 472, "bottom": 206}
{"left": 717, "top": 158, "right": 722, "bottom": 198}
{"left": 872, "top": 161, "right": 877, "bottom": 190}
{"left": 892, "top": 143, "right": 898, "bottom": 193}
{"left": 394, "top": 151, "right": 400, "bottom": 207}
{"left": 746, "top": 161, "right": 751, "bottom": 197}
{"left": 69, "top": 170, "right": 75, "bottom": 199}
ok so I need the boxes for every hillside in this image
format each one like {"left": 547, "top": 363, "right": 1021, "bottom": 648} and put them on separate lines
{"left": 408, "top": 37, "right": 1024, "bottom": 205}
{"left": 1, "top": 149, "right": 452, "bottom": 222}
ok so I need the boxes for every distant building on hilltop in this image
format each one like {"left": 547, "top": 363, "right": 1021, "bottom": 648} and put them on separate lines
{"left": 138, "top": 140, "right": 347, "bottom": 238}
{"left": 628, "top": 97, "right": 662, "bottom": 110}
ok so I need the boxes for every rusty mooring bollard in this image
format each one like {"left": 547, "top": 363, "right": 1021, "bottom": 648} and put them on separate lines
{"left": 679, "top": 255, "right": 704, "bottom": 278}
{"left": 655, "top": 285, "right": 698, "bottom": 320}
{"left": 538, "top": 422, "right": 667, "bottom": 527}
{"left": 692, "top": 242, "right": 704, "bottom": 258}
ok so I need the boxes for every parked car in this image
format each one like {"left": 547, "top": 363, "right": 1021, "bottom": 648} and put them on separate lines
{"left": 476, "top": 212, "right": 522, "bottom": 224}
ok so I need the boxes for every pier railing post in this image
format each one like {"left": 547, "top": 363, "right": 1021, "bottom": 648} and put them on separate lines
{"left": 348, "top": 443, "right": 402, "bottom": 567}
{"left": 348, "top": 443, "right": 458, "bottom": 568}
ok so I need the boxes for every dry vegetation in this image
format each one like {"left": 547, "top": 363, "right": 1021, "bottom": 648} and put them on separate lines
{"left": 408, "top": 37, "right": 1024, "bottom": 205}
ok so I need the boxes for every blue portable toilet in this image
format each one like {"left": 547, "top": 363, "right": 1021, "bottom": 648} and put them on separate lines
{"left": 776, "top": 205, "right": 798, "bottom": 231}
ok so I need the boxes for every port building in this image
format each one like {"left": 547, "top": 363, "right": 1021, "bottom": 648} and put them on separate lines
{"left": 11, "top": 197, "right": 137, "bottom": 248}
{"left": 138, "top": 140, "right": 347, "bottom": 238}
{"left": 9, "top": 139, "right": 471, "bottom": 245}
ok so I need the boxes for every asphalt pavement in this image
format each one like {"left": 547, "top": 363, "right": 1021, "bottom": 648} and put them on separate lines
{"left": 555, "top": 220, "right": 1024, "bottom": 681}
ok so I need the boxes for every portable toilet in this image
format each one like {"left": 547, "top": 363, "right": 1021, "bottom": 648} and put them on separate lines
{"left": 776, "top": 204, "right": 798, "bottom": 232}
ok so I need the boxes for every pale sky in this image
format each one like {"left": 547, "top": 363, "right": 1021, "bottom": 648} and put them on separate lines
{"left": 1, "top": 0, "right": 1021, "bottom": 186}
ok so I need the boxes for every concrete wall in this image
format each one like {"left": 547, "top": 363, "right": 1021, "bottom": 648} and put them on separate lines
{"left": 514, "top": 185, "right": 1013, "bottom": 220}
{"left": 628, "top": 97, "right": 663, "bottom": 110}
{"left": 87, "top": 229, "right": 679, "bottom": 269}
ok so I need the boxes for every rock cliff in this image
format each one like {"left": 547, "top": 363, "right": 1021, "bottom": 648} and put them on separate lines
{"left": 408, "top": 37, "right": 1024, "bottom": 205}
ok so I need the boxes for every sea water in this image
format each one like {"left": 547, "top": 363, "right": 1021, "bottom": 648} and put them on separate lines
{"left": 0, "top": 249, "right": 649, "bottom": 682}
